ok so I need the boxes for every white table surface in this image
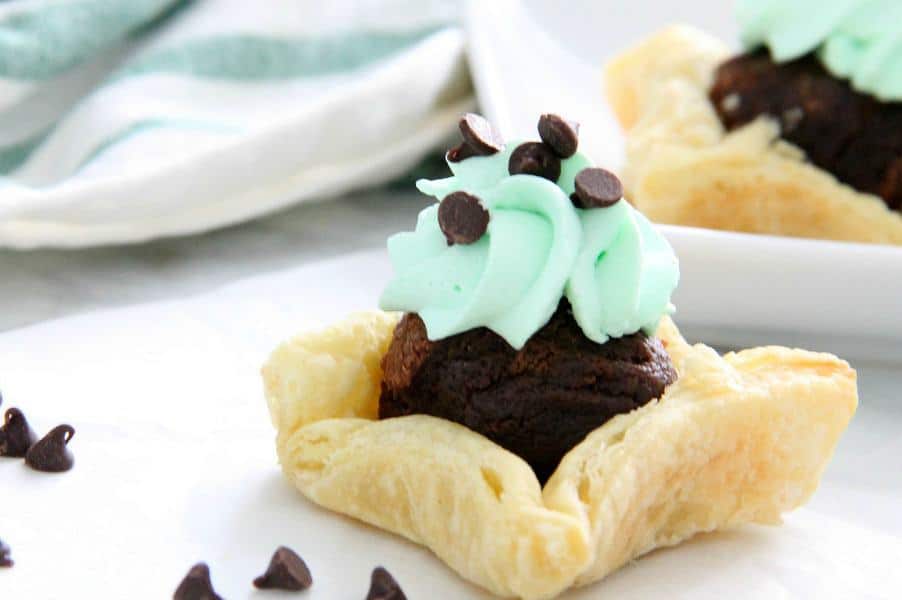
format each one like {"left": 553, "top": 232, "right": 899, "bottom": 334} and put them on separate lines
{"left": 2, "top": 186, "right": 901, "bottom": 599}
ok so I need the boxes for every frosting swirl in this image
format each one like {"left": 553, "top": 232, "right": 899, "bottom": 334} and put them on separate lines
{"left": 379, "top": 140, "right": 679, "bottom": 349}
{"left": 737, "top": 0, "right": 902, "bottom": 101}
{"left": 567, "top": 202, "right": 678, "bottom": 344}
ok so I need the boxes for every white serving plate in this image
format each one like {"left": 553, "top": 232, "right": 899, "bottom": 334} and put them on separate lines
{"left": 2, "top": 253, "right": 900, "bottom": 599}
{"left": 465, "top": 0, "right": 902, "bottom": 347}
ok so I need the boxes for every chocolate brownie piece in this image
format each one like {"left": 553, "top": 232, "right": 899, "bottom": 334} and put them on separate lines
{"left": 379, "top": 302, "right": 677, "bottom": 482}
{"left": 709, "top": 49, "right": 902, "bottom": 212}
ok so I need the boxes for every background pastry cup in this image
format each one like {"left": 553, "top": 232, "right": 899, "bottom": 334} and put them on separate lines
{"left": 605, "top": 25, "right": 902, "bottom": 246}
{"left": 262, "top": 311, "right": 857, "bottom": 599}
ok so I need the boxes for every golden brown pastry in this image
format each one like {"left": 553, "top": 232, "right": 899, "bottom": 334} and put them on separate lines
{"left": 263, "top": 311, "right": 857, "bottom": 599}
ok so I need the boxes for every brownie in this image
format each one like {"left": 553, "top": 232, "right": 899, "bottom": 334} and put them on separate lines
{"left": 379, "top": 302, "right": 677, "bottom": 482}
{"left": 709, "top": 49, "right": 902, "bottom": 212}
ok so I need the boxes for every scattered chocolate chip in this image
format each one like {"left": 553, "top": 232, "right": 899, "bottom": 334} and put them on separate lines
{"left": 438, "top": 191, "right": 490, "bottom": 245}
{"left": 0, "top": 539, "right": 12, "bottom": 568}
{"left": 25, "top": 424, "right": 74, "bottom": 473}
{"left": 537, "top": 114, "right": 580, "bottom": 158}
{"left": 458, "top": 113, "right": 503, "bottom": 155}
{"left": 174, "top": 563, "right": 222, "bottom": 600}
{"left": 446, "top": 141, "right": 478, "bottom": 163}
{"left": 508, "top": 142, "right": 561, "bottom": 182}
{"left": 0, "top": 408, "right": 38, "bottom": 458}
{"left": 571, "top": 167, "right": 623, "bottom": 208}
{"left": 366, "top": 567, "right": 406, "bottom": 600}
{"left": 253, "top": 546, "right": 312, "bottom": 591}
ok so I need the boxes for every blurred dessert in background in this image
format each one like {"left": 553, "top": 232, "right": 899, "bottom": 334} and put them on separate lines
{"left": 605, "top": 1, "right": 902, "bottom": 245}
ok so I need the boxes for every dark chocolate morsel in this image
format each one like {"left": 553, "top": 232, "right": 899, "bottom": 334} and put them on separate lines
{"left": 253, "top": 546, "right": 313, "bottom": 591}
{"left": 25, "top": 424, "right": 75, "bottom": 473}
{"left": 366, "top": 567, "right": 406, "bottom": 600}
{"left": 0, "top": 538, "right": 12, "bottom": 568}
{"left": 0, "top": 408, "right": 39, "bottom": 458}
{"left": 173, "top": 563, "right": 222, "bottom": 600}
{"left": 537, "top": 113, "right": 580, "bottom": 158}
{"left": 458, "top": 113, "right": 503, "bottom": 155}
{"left": 571, "top": 167, "right": 623, "bottom": 208}
{"left": 438, "top": 191, "right": 490, "bottom": 246}
{"left": 446, "top": 142, "right": 478, "bottom": 163}
{"left": 508, "top": 142, "right": 562, "bottom": 182}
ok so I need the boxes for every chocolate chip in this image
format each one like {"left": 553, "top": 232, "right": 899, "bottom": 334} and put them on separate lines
{"left": 0, "top": 539, "right": 12, "bottom": 568}
{"left": 438, "top": 191, "right": 489, "bottom": 245}
{"left": 458, "top": 113, "right": 503, "bottom": 155}
{"left": 253, "top": 546, "right": 312, "bottom": 591}
{"left": 174, "top": 563, "right": 222, "bottom": 600}
{"left": 508, "top": 142, "right": 561, "bottom": 182}
{"left": 0, "top": 408, "right": 38, "bottom": 458}
{"left": 537, "top": 114, "right": 579, "bottom": 158}
{"left": 366, "top": 567, "right": 406, "bottom": 600}
{"left": 446, "top": 142, "right": 478, "bottom": 163}
{"left": 571, "top": 167, "right": 623, "bottom": 208}
{"left": 25, "top": 424, "right": 74, "bottom": 473}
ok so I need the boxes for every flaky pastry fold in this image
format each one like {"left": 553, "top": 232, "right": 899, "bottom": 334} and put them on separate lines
{"left": 604, "top": 25, "right": 902, "bottom": 245}
{"left": 262, "top": 311, "right": 856, "bottom": 599}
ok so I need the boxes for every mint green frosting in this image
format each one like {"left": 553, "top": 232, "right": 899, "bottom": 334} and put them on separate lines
{"left": 566, "top": 202, "right": 678, "bottom": 344}
{"left": 737, "top": 0, "right": 902, "bottom": 101}
{"left": 378, "top": 141, "right": 680, "bottom": 349}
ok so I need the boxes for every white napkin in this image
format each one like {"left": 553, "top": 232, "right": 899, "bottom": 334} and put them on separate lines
{"left": 0, "top": 0, "right": 472, "bottom": 248}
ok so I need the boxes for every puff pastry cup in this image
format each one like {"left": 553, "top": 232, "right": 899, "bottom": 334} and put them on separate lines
{"left": 262, "top": 311, "right": 857, "bottom": 600}
{"left": 605, "top": 25, "right": 902, "bottom": 246}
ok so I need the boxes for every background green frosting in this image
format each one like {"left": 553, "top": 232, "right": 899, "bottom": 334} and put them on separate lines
{"left": 379, "top": 141, "right": 679, "bottom": 350}
{"left": 737, "top": 0, "right": 902, "bottom": 101}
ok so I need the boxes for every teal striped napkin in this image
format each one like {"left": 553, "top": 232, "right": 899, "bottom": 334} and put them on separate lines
{"left": 0, "top": 0, "right": 473, "bottom": 248}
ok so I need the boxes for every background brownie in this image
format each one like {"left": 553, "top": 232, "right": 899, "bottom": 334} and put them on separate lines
{"left": 380, "top": 302, "right": 677, "bottom": 482}
{"left": 709, "top": 49, "right": 902, "bottom": 212}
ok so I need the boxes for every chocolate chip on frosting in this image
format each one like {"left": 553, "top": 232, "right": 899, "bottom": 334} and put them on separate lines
{"left": 508, "top": 142, "right": 562, "bottom": 182}
{"left": 438, "top": 191, "right": 490, "bottom": 246}
{"left": 0, "top": 408, "right": 38, "bottom": 458}
{"left": 366, "top": 567, "right": 407, "bottom": 600}
{"left": 446, "top": 141, "right": 478, "bottom": 163}
{"left": 537, "top": 113, "right": 580, "bottom": 158}
{"left": 571, "top": 167, "right": 623, "bottom": 208}
{"left": 253, "top": 546, "right": 313, "bottom": 591}
{"left": 25, "top": 424, "right": 75, "bottom": 473}
{"left": 0, "top": 538, "right": 12, "bottom": 568}
{"left": 458, "top": 113, "right": 504, "bottom": 156}
{"left": 174, "top": 563, "right": 223, "bottom": 600}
